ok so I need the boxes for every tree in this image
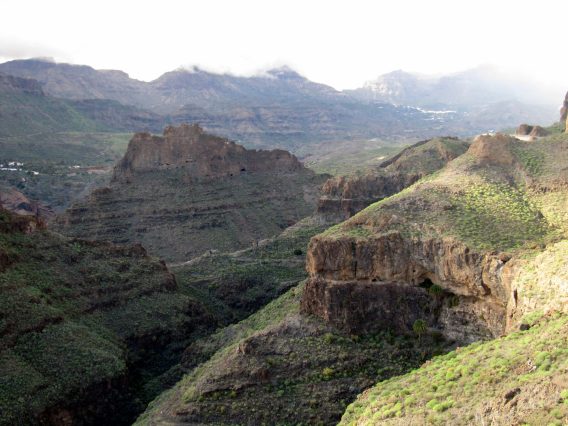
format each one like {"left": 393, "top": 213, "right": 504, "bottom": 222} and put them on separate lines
{"left": 413, "top": 319, "right": 428, "bottom": 341}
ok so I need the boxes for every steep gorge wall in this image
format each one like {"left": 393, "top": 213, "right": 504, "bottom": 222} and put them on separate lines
{"left": 301, "top": 232, "right": 512, "bottom": 343}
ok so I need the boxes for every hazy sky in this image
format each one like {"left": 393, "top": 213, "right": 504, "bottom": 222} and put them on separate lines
{"left": 0, "top": 0, "right": 566, "bottom": 90}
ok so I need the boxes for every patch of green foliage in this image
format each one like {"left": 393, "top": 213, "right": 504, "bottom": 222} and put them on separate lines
{"left": 340, "top": 313, "right": 568, "bottom": 425}
{"left": 450, "top": 180, "right": 550, "bottom": 251}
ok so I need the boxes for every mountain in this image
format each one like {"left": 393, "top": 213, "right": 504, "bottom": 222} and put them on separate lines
{"left": 0, "top": 59, "right": 558, "bottom": 149}
{"left": 136, "top": 125, "right": 568, "bottom": 425}
{"left": 0, "top": 59, "right": 150, "bottom": 106}
{"left": 350, "top": 65, "right": 557, "bottom": 107}
{"left": 348, "top": 66, "right": 558, "bottom": 127}
{"left": 0, "top": 70, "right": 164, "bottom": 138}
{"left": 55, "top": 124, "right": 327, "bottom": 262}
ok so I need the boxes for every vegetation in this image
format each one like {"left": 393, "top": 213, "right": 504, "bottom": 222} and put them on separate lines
{"left": 171, "top": 217, "right": 329, "bottom": 323}
{"left": 341, "top": 313, "right": 568, "bottom": 425}
{"left": 0, "top": 211, "right": 213, "bottom": 425}
{"left": 136, "top": 283, "right": 452, "bottom": 425}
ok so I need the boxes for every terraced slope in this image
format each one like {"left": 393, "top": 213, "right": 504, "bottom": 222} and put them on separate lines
{"left": 56, "top": 124, "right": 327, "bottom": 262}
{"left": 0, "top": 211, "right": 214, "bottom": 425}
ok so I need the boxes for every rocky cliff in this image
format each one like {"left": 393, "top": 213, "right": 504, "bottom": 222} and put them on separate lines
{"left": 56, "top": 124, "right": 327, "bottom": 262}
{"left": 113, "top": 124, "right": 303, "bottom": 181}
{"left": 0, "top": 187, "right": 55, "bottom": 221}
{"left": 317, "top": 137, "right": 469, "bottom": 221}
{"left": 302, "top": 132, "right": 568, "bottom": 344}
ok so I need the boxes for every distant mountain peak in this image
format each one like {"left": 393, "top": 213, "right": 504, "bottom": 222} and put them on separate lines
{"left": 266, "top": 66, "right": 304, "bottom": 80}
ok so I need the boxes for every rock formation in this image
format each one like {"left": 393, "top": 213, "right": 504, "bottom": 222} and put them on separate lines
{"left": 0, "top": 187, "right": 54, "bottom": 221}
{"left": 113, "top": 124, "right": 303, "bottom": 181}
{"left": 516, "top": 124, "right": 549, "bottom": 138}
{"left": 56, "top": 124, "right": 326, "bottom": 262}
{"left": 316, "top": 137, "right": 469, "bottom": 221}
{"left": 302, "top": 133, "right": 568, "bottom": 344}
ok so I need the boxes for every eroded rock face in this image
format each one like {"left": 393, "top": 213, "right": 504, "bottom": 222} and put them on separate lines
{"left": 317, "top": 172, "right": 420, "bottom": 220}
{"left": 113, "top": 123, "right": 303, "bottom": 182}
{"left": 469, "top": 133, "right": 516, "bottom": 166}
{"left": 301, "top": 232, "right": 511, "bottom": 342}
{"left": 57, "top": 124, "right": 325, "bottom": 262}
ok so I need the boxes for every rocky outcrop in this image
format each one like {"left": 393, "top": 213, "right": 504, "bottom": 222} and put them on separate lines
{"left": 301, "top": 232, "right": 511, "bottom": 343}
{"left": 0, "top": 72, "right": 44, "bottom": 95}
{"left": 57, "top": 124, "right": 326, "bottom": 262}
{"left": 316, "top": 137, "right": 468, "bottom": 221}
{"left": 317, "top": 172, "right": 420, "bottom": 220}
{"left": 469, "top": 133, "right": 516, "bottom": 166}
{"left": 516, "top": 124, "right": 549, "bottom": 138}
{"left": 113, "top": 124, "right": 303, "bottom": 182}
{"left": 0, "top": 187, "right": 54, "bottom": 221}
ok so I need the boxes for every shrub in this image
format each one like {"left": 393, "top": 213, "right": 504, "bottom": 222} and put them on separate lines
{"left": 428, "top": 284, "right": 443, "bottom": 297}
{"left": 322, "top": 367, "right": 334, "bottom": 380}
{"left": 413, "top": 319, "right": 428, "bottom": 339}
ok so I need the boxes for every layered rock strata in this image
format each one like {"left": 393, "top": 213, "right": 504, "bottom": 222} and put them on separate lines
{"left": 57, "top": 124, "right": 326, "bottom": 261}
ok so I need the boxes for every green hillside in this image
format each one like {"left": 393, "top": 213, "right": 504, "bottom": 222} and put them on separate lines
{"left": 0, "top": 210, "right": 214, "bottom": 425}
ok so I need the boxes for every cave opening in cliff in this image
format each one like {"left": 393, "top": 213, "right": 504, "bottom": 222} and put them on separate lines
{"left": 418, "top": 278, "right": 434, "bottom": 289}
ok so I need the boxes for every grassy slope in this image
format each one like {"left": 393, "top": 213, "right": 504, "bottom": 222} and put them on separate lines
{"left": 299, "top": 138, "right": 408, "bottom": 176}
{"left": 0, "top": 211, "right": 213, "bottom": 425}
{"left": 0, "top": 91, "right": 102, "bottom": 138}
{"left": 324, "top": 133, "right": 568, "bottom": 253}
{"left": 340, "top": 312, "right": 568, "bottom": 426}
{"left": 135, "top": 281, "right": 452, "bottom": 426}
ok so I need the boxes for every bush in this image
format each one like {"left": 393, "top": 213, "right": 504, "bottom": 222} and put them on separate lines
{"left": 413, "top": 319, "right": 428, "bottom": 338}
{"left": 322, "top": 367, "right": 334, "bottom": 380}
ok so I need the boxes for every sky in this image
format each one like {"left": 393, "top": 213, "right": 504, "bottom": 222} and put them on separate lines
{"left": 0, "top": 0, "right": 566, "bottom": 92}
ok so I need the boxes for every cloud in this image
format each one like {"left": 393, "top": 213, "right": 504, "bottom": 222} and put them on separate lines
{"left": 0, "top": 38, "right": 68, "bottom": 63}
